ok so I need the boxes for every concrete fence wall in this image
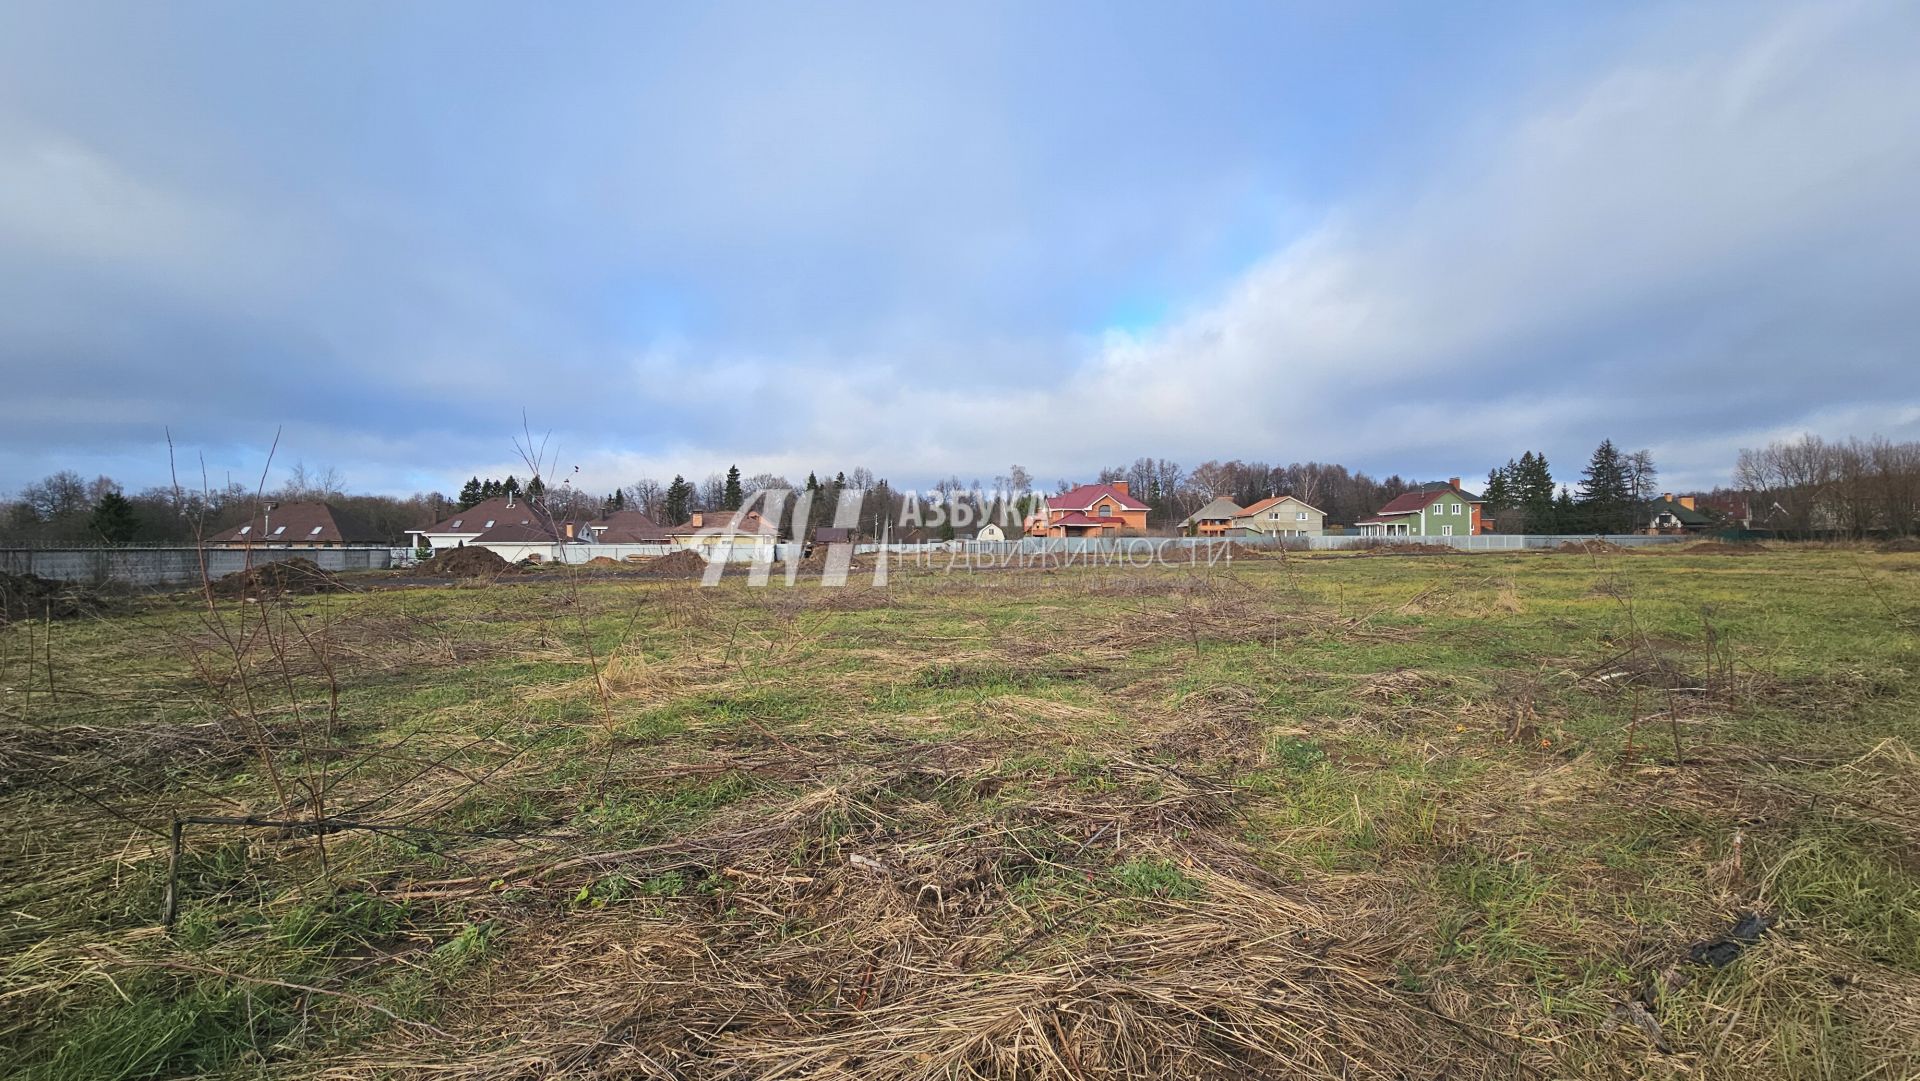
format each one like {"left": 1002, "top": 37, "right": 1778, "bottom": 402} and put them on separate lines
{"left": 1, "top": 546, "right": 398, "bottom": 587}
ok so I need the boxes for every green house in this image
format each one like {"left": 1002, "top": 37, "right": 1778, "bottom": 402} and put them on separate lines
{"left": 1355, "top": 480, "right": 1484, "bottom": 538}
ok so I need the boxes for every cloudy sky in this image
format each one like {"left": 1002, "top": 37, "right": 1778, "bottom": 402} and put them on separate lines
{"left": 3, "top": 0, "right": 1917, "bottom": 498}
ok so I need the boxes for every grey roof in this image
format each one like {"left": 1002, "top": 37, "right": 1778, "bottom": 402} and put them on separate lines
{"left": 1179, "top": 497, "right": 1245, "bottom": 527}
{"left": 1648, "top": 496, "right": 1713, "bottom": 526}
{"left": 1416, "top": 481, "right": 1484, "bottom": 501}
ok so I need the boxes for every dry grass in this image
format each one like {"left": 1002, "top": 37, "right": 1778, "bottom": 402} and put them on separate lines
{"left": 4, "top": 548, "right": 1919, "bottom": 1080}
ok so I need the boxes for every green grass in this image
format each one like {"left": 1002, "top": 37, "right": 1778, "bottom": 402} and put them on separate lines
{"left": 4, "top": 545, "right": 1918, "bottom": 1078}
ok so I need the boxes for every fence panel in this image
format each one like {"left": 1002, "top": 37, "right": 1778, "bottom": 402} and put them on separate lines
{"left": 0, "top": 546, "right": 396, "bottom": 587}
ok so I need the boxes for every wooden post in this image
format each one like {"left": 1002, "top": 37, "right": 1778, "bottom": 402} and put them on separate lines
{"left": 162, "top": 817, "right": 185, "bottom": 930}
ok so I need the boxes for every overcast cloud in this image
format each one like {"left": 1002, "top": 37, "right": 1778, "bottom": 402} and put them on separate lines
{"left": 2, "top": 0, "right": 1916, "bottom": 497}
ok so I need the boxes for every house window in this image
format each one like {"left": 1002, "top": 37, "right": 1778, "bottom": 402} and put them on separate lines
{"left": 1269, "top": 511, "right": 1279, "bottom": 520}
{"left": 309, "top": 526, "right": 323, "bottom": 536}
{"left": 272, "top": 526, "right": 287, "bottom": 536}
{"left": 1442, "top": 524, "right": 1454, "bottom": 536}
{"left": 484, "top": 519, "right": 496, "bottom": 527}
{"left": 450, "top": 519, "right": 463, "bottom": 529}
{"left": 1099, "top": 505, "right": 1111, "bottom": 517}
{"left": 238, "top": 526, "right": 250, "bottom": 535}
{"left": 1296, "top": 511, "right": 1308, "bottom": 520}
{"left": 1451, "top": 503, "right": 1462, "bottom": 515}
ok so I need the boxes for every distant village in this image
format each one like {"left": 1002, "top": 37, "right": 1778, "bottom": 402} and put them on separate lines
{"left": 7, "top": 431, "right": 1913, "bottom": 557}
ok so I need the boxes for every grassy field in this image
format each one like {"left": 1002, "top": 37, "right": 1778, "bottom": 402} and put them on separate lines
{"left": 3, "top": 544, "right": 1918, "bottom": 1079}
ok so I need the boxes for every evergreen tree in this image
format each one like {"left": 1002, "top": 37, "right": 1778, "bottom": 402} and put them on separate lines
{"left": 526, "top": 475, "right": 545, "bottom": 501}
{"left": 608, "top": 490, "right": 625, "bottom": 512}
{"left": 1511, "top": 452, "right": 1556, "bottom": 532}
{"left": 1483, "top": 462, "right": 1516, "bottom": 530}
{"left": 503, "top": 475, "right": 521, "bottom": 497}
{"left": 1554, "top": 486, "right": 1578, "bottom": 532}
{"left": 1577, "top": 439, "right": 1632, "bottom": 533}
{"left": 723, "top": 465, "right": 743, "bottom": 510}
{"left": 805, "top": 472, "right": 819, "bottom": 492}
{"left": 481, "top": 478, "right": 501, "bottom": 499}
{"left": 665, "top": 475, "right": 694, "bottom": 524}
{"left": 458, "top": 477, "right": 483, "bottom": 509}
{"left": 88, "top": 491, "right": 140, "bottom": 543}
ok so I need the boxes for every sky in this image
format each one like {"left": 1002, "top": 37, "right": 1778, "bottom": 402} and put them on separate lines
{"left": 2, "top": 0, "right": 1917, "bottom": 500}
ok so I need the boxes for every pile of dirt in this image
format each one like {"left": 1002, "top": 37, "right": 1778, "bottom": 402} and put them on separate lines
{"left": 1877, "top": 537, "right": 1920, "bottom": 553}
{"left": 1667, "top": 540, "right": 1766, "bottom": 555}
{"left": 210, "top": 558, "right": 346, "bottom": 598}
{"left": 583, "top": 556, "right": 621, "bottom": 566}
{"left": 631, "top": 549, "right": 711, "bottom": 578}
{"left": 0, "top": 572, "right": 110, "bottom": 624}
{"left": 1556, "top": 539, "right": 1636, "bottom": 554}
{"left": 413, "top": 546, "right": 519, "bottom": 579}
{"left": 1363, "top": 542, "right": 1456, "bottom": 556}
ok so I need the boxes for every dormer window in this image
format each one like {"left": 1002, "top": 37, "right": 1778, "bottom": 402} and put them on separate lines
{"left": 484, "top": 520, "right": 495, "bottom": 528}
{"left": 238, "top": 526, "right": 251, "bottom": 535}
{"left": 1099, "top": 505, "right": 1112, "bottom": 516}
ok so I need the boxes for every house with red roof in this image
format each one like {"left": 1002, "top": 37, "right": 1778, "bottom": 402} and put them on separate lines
{"left": 1023, "top": 482, "right": 1151, "bottom": 537}
{"left": 1355, "top": 479, "right": 1487, "bottom": 538}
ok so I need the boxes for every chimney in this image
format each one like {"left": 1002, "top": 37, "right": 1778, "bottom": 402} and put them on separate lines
{"left": 690, "top": 511, "right": 704, "bottom": 527}
{"left": 1448, "top": 477, "right": 1461, "bottom": 491}
{"left": 1661, "top": 492, "right": 1672, "bottom": 501}
{"left": 564, "top": 521, "right": 576, "bottom": 539}
{"left": 506, "top": 490, "right": 515, "bottom": 508}
{"left": 1112, "top": 481, "right": 1130, "bottom": 495}
{"left": 1678, "top": 496, "right": 1696, "bottom": 510}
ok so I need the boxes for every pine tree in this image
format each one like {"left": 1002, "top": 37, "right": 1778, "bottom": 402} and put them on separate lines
{"left": 805, "top": 472, "right": 819, "bottom": 492}
{"left": 526, "top": 475, "right": 545, "bottom": 501}
{"left": 666, "top": 475, "right": 693, "bottom": 524}
{"left": 481, "top": 478, "right": 501, "bottom": 499}
{"left": 1483, "top": 462, "right": 1516, "bottom": 530}
{"left": 1577, "top": 439, "right": 1632, "bottom": 534}
{"left": 88, "top": 491, "right": 140, "bottom": 543}
{"left": 1511, "top": 452, "right": 1556, "bottom": 532}
{"left": 459, "top": 477, "right": 483, "bottom": 509}
{"left": 503, "top": 475, "right": 521, "bottom": 497}
{"left": 609, "top": 490, "right": 625, "bottom": 512}
{"left": 723, "top": 466, "right": 743, "bottom": 511}
{"left": 1555, "top": 485, "right": 1578, "bottom": 532}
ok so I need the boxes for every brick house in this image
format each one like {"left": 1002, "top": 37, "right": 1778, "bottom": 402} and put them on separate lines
{"left": 1023, "top": 483, "right": 1151, "bottom": 537}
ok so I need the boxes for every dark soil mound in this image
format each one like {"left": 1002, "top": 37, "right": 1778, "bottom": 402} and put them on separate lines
{"left": 1876, "top": 537, "right": 1920, "bottom": 553}
{"left": 0, "top": 572, "right": 110, "bottom": 623}
{"left": 632, "top": 549, "right": 711, "bottom": 578}
{"left": 211, "top": 558, "right": 346, "bottom": 598}
{"left": 1556, "top": 540, "right": 1637, "bottom": 554}
{"left": 583, "top": 556, "right": 620, "bottom": 566}
{"left": 414, "top": 547, "right": 518, "bottom": 579}
{"left": 1669, "top": 541, "right": 1766, "bottom": 555}
{"left": 1365, "top": 543, "right": 1456, "bottom": 556}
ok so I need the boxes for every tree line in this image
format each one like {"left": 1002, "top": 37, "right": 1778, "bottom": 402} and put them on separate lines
{"left": 12, "top": 433, "right": 1915, "bottom": 547}
{"left": 1481, "top": 441, "right": 1659, "bottom": 534}
{"left": 1735, "top": 435, "right": 1920, "bottom": 537}
{"left": 0, "top": 463, "right": 452, "bottom": 547}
